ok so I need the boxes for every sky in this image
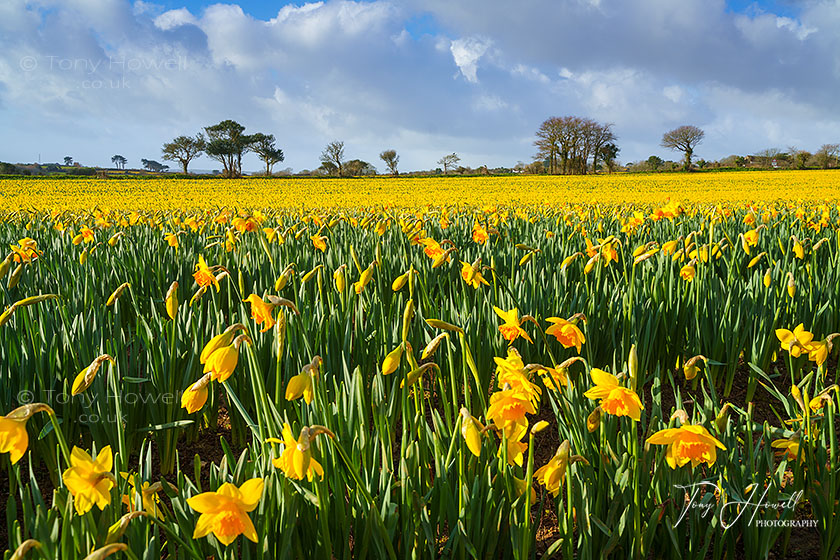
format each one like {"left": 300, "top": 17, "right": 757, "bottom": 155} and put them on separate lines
{"left": 1, "top": 0, "right": 839, "bottom": 173}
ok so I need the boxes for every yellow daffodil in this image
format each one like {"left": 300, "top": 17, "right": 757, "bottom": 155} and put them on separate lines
{"left": 459, "top": 408, "right": 485, "bottom": 457}
{"left": 120, "top": 473, "right": 164, "bottom": 519}
{"left": 0, "top": 403, "right": 53, "bottom": 464}
{"left": 286, "top": 356, "right": 321, "bottom": 404}
{"left": 165, "top": 281, "right": 179, "bottom": 320}
{"left": 188, "top": 478, "right": 264, "bottom": 546}
{"left": 775, "top": 324, "right": 814, "bottom": 358}
{"left": 271, "top": 424, "right": 335, "bottom": 481}
{"left": 493, "top": 306, "right": 533, "bottom": 344}
{"left": 193, "top": 255, "right": 220, "bottom": 291}
{"left": 534, "top": 440, "right": 588, "bottom": 497}
{"left": 460, "top": 260, "right": 489, "bottom": 289}
{"left": 545, "top": 316, "right": 585, "bottom": 353}
{"left": 354, "top": 263, "right": 375, "bottom": 294}
{"left": 381, "top": 344, "right": 403, "bottom": 375}
{"left": 583, "top": 368, "right": 644, "bottom": 421}
{"left": 244, "top": 294, "right": 276, "bottom": 332}
{"left": 646, "top": 424, "right": 726, "bottom": 469}
{"left": 487, "top": 388, "right": 536, "bottom": 436}
{"left": 72, "top": 355, "right": 116, "bottom": 396}
{"left": 181, "top": 373, "right": 213, "bottom": 414}
{"left": 63, "top": 446, "right": 116, "bottom": 515}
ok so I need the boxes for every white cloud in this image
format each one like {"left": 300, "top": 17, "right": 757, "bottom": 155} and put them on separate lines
{"left": 450, "top": 36, "right": 491, "bottom": 83}
{"left": 154, "top": 8, "right": 197, "bottom": 30}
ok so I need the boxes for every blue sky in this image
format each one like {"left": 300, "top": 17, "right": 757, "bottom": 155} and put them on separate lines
{"left": 2, "top": 0, "right": 838, "bottom": 172}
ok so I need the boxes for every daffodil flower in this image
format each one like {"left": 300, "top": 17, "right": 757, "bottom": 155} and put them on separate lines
{"left": 63, "top": 446, "right": 116, "bottom": 515}
{"left": 646, "top": 424, "right": 726, "bottom": 469}
{"left": 583, "top": 368, "right": 644, "bottom": 421}
{"left": 188, "top": 478, "right": 264, "bottom": 546}
{"left": 493, "top": 306, "right": 533, "bottom": 344}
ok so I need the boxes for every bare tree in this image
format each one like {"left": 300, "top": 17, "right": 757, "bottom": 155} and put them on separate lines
{"left": 162, "top": 134, "right": 206, "bottom": 175}
{"left": 814, "top": 143, "right": 840, "bottom": 169}
{"left": 755, "top": 147, "right": 781, "bottom": 168}
{"left": 534, "top": 116, "right": 616, "bottom": 174}
{"left": 379, "top": 149, "right": 399, "bottom": 176}
{"left": 661, "top": 125, "right": 705, "bottom": 171}
{"left": 320, "top": 141, "right": 345, "bottom": 177}
{"left": 437, "top": 153, "right": 460, "bottom": 174}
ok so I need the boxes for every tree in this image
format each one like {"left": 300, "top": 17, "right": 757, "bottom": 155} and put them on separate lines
{"left": 141, "top": 159, "right": 169, "bottom": 173}
{"left": 111, "top": 155, "right": 127, "bottom": 170}
{"left": 162, "top": 134, "right": 206, "bottom": 175}
{"left": 599, "top": 143, "right": 620, "bottom": 173}
{"left": 344, "top": 159, "right": 377, "bottom": 176}
{"left": 814, "top": 143, "right": 839, "bottom": 169}
{"left": 646, "top": 155, "right": 664, "bottom": 171}
{"left": 320, "top": 141, "right": 346, "bottom": 177}
{"left": 250, "top": 133, "right": 284, "bottom": 176}
{"left": 63, "top": 156, "right": 73, "bottom": 166}
{"left": 204, "top": 120, "right": 251, "bottom": 178}
{"left": 379, "top": 149, "right": 399, "bottom": 176}
{"left": 661, "top": 125, "right": 705, "bottom": 171}
{"left": 755, "top": 147, "right": 781, "bottom": 168}
{"left": 534, "top": 116, "right": 616, "bottom": 175}
{"left": 589, "top": 122, "right": 616, "bottom": 174}
{"left": 437, "top": 153, "right": 460, "bottom": 174}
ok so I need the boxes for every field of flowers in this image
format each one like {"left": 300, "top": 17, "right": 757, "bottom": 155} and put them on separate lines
{"left": 0, "top": 171, "right": 838, "bottom": 559}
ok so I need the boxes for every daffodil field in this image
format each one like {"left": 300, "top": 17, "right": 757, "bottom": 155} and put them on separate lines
{"left": 0, "top": 171, "right": 838, "bottom": 559}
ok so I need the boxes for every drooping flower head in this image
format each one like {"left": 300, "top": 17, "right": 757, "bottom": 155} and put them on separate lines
{"left": 646, "top": 424, "right": 726, "bottom": 469}
{"left": 545, "top": 315, "right": 586, "bottom": 353}
{"left": 193, "top": 255, "right": 220, "bottom": 292}
{"left": 493, "top": 306, "right": 533, "bottom": 344}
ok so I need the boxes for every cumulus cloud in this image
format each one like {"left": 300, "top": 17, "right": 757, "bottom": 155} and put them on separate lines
{"left": 450, "top": 36, "right": 492, "bottom": 83}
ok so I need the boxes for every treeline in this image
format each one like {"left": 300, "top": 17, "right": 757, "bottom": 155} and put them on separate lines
{"left": 160, "top": 120, "right": 285, "bottom": 177}
{"left": 628, "top": 143, "right": 840, "bottom": 172}
{"left": 533, "top": 116, "right": 619, "bottom": 175}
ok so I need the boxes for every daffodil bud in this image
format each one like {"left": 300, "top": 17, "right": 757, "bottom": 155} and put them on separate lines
{"left": 421, "top": 333, "right": 448, "bottom": 360}
{"left": 8, "top": 263, "right": 24, "bottom": 288}
{"left": 381, "top": 344, "right": 403, "bottom": 375}
{"left": 392, "top": 271, "right": 409, "bottom": 291}
{"left": 165, "top": 281, "right": 178, "bottom": 320}
{"left": 531, "top": 420, "right": 549, "bottom": 434}
{"left": 0, "top": 254, "right": 13, "bottom": 282}
{"left": 106, "top": 512, "right": 147, "bottom": 545}
{"left": 628, "top": 344, "right": 639, "bottom": 390}
{"left": 425, "top": 318, "right": 464, "bottom": 334}
{"left": 402, "top": 299, "right": 414, "bottom": 342}
{"left": 763, "top": 268, "right": 772, "bottom": 288}
{"left": 787, "top": 273, "right": 796, "bottom": 298}
{"left": 106, "top": 283, "right": 130, "bottom": 306}
{"left": 714, "top": 403, "right": 731, "bottom": 433}
{"left": 333, "top": 265, "right": 346, "bottom": 292}
{"left": 587, "top": 407, "right": 602, "bottom": 432}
